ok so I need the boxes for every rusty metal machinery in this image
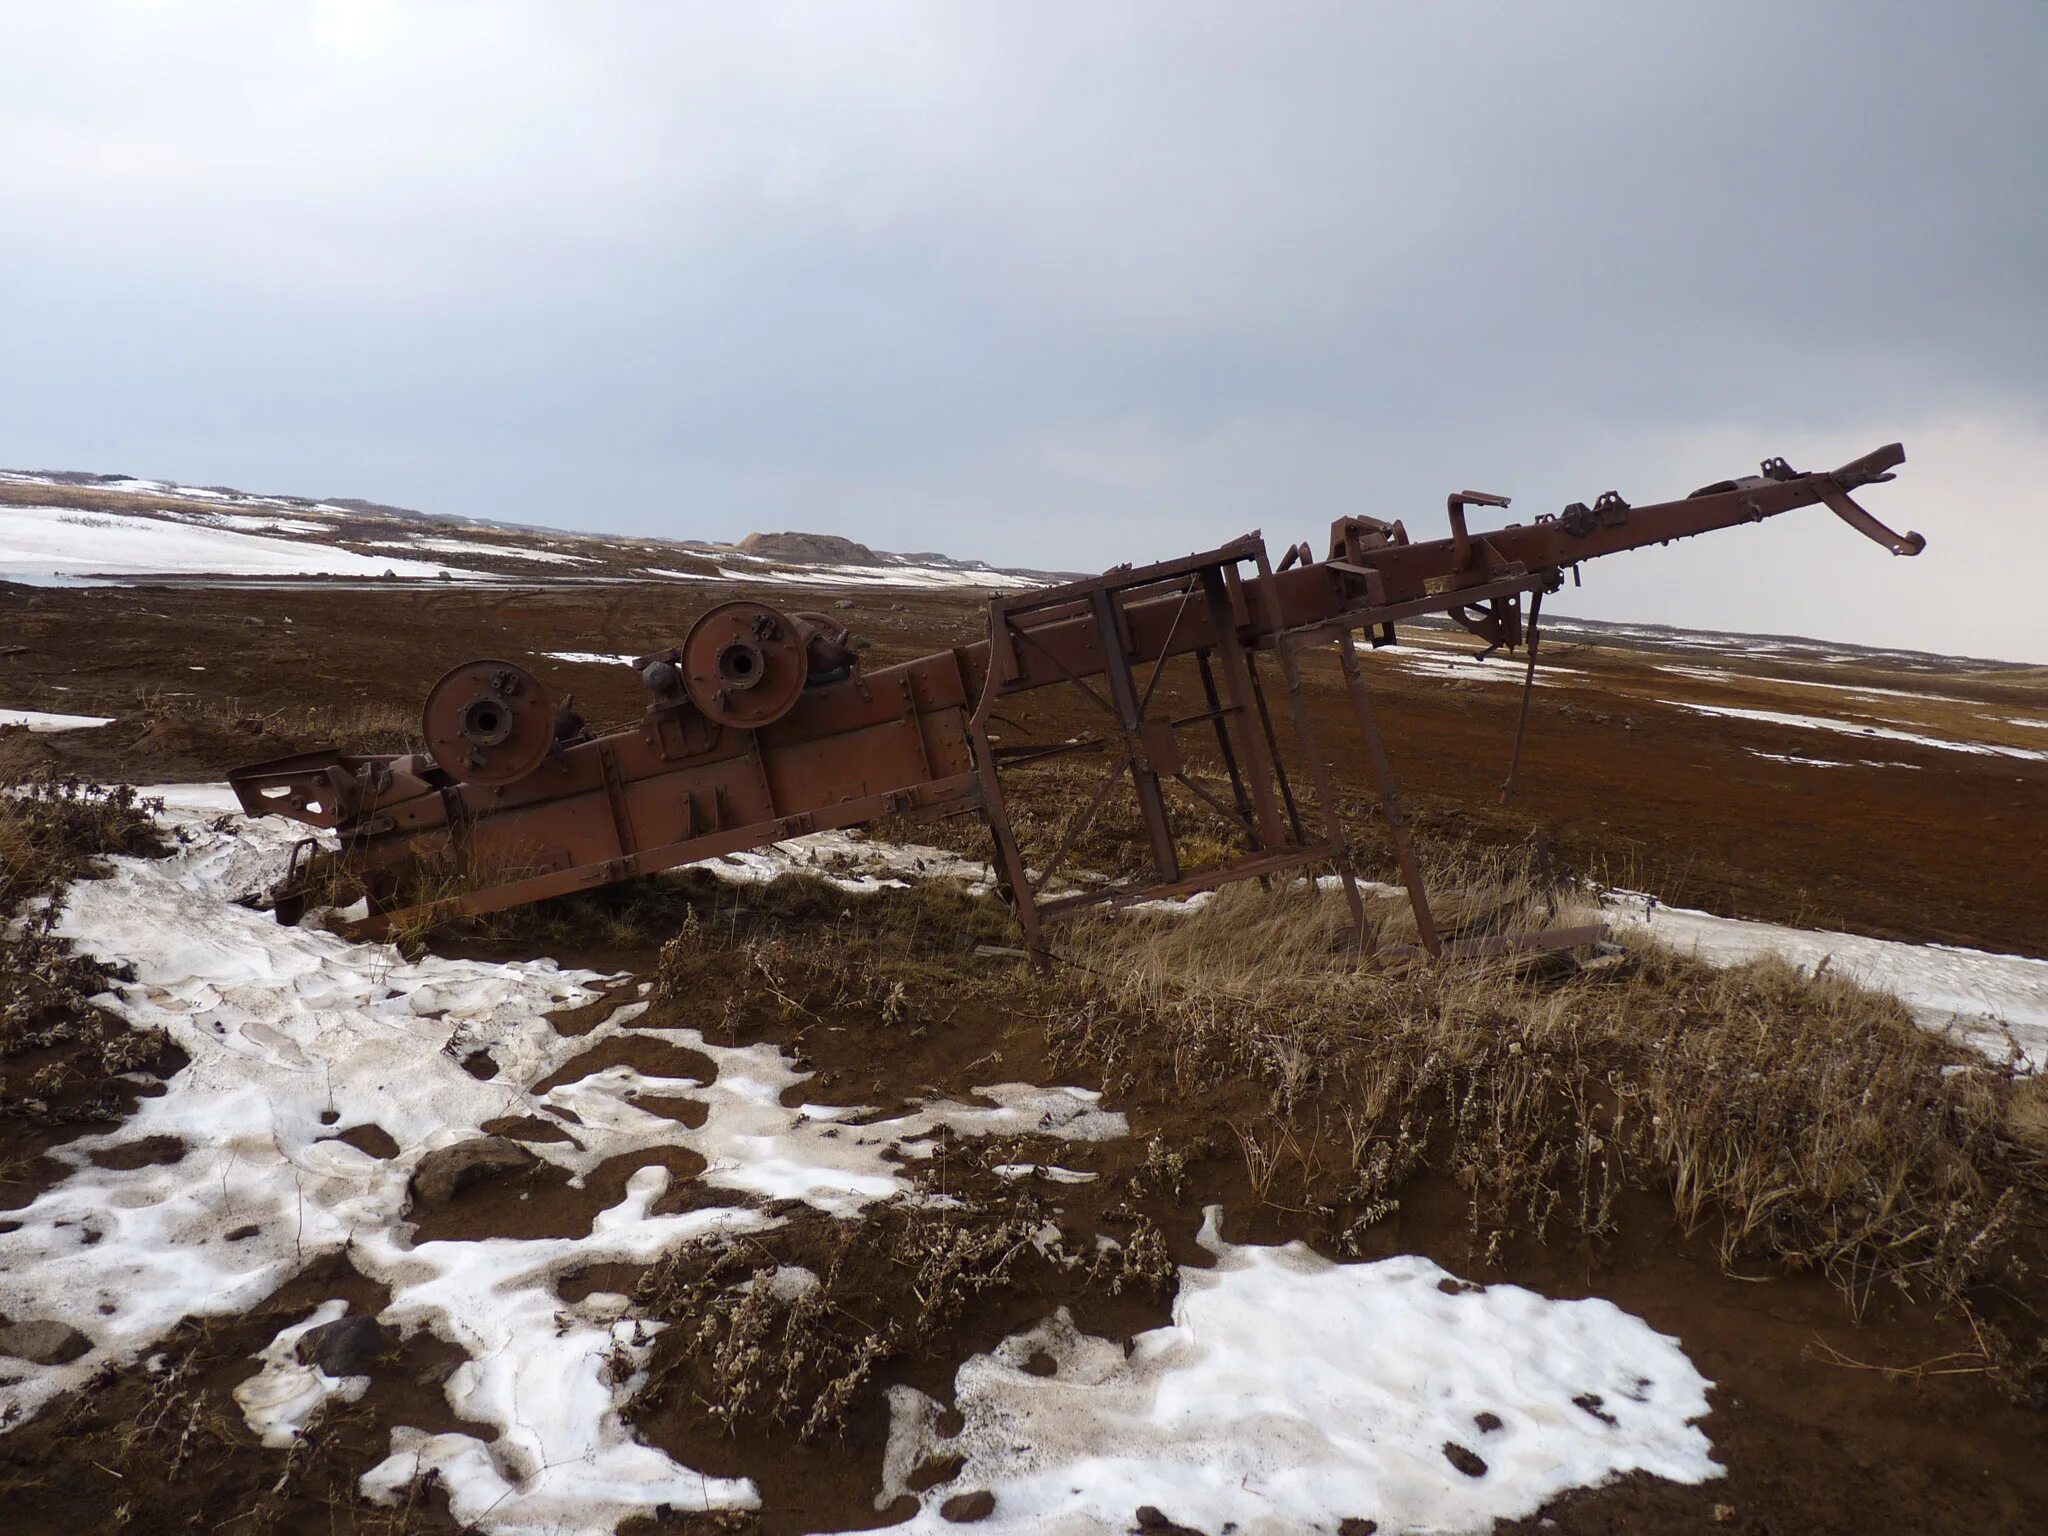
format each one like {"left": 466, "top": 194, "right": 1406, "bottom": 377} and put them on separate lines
{"left": 230, "top": 443, "right": 1921, "bottom": 955}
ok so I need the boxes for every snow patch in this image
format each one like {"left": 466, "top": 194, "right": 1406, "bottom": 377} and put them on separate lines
{"left": 873, "top": 1207, "right": 1718, "bottom": 1534}
{"left": 0, "top": 505, "right": 486, "bottom": 584}
{"left": 1606, "top": 893, "right": 2048, "bottom": 1069}
{"left": 233, "top": 1299, "right": 370, "bottom": 1448}
{"left": 0, "top": 795, "right": 1119, "bottom": 1533}
{"left": 0, "top": 708, "right": 113, "bottom": 732}
{"left": 543, "top": 650, "right": 639, "bottom": 666}
{"left": 1668, "top": 701, "right": 2048, "bottom": 762}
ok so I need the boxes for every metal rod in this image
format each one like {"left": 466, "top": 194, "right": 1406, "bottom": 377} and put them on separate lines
{"left": 1031, "top": 757, "right": 1127, "bottom": 898}
{"left": 1089, "top": 586, "right": 1180, "bottom": 882}
{"left": 1249, "top": 545, "right": 1370, "bottom": 949}
{"left": 1193, "top": 647, "right": 1257, "bottom": 847}
{"left": 1333, "top": 630, "right": 1440, "bottom": 957}
{"left": 1244, "top": 649, "right": 1305, "bottom": 844}
{"left": 1500, "top": 590, "right": 1544, "bottom": 805}
{"left": 1198, "top": 567, "right": 1289, "bottom": 849}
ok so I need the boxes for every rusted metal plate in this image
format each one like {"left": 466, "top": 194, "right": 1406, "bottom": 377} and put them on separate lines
{"left": 230, "top": 442, "right": 1919, "bottom": 958}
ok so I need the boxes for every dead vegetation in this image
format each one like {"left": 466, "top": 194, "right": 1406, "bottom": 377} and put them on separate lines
{"left": 0, "top": 748, "right": 183, "bottom": 1197}
{"left": 128, "top": 685, "right": 422, "bottom": 757}
{"left": 0, "top": 1260, "right": 466, "bottom": 1536}
{"left": 633, "top": 842, "right": 2048, "bottom": 1426}
{"left": 1035, "top": 866, "right": 2047, "bottom": 1396}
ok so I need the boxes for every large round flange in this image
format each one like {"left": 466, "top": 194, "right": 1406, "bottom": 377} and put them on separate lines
{"left": 680, "top": 600, "right": 809, "bottom": 728}
{"left": 421, "top": 659, "right": 555, "bottom": 786}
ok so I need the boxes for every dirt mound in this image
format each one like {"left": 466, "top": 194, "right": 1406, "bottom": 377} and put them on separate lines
{"left": 738, "top": 530, "right": 880, "bottom": 566}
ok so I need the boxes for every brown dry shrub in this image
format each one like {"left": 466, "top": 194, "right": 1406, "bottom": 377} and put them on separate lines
{"left": 1046, "top": 874, "right": 2043, "bottom": 1318}
{"left": 0, "top": 761, "right": 180, "bottom": 1144}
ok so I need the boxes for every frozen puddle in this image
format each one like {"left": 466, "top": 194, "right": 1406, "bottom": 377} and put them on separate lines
{"left": 0, "top": 789, "right": 1119, "bottom": 1533}
{"left": 1607, "top": 894, "right": 2048, "bottom": 1070}
{"left": 874, "top": 1208, "right": 1717, "bottom": 1535}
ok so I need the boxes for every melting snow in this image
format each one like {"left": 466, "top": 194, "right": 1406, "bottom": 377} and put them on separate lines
{"left": 1668, "top": 701, "right": 2048, "bottom": 762}
{"left": 0, "top": 708, "right": 113, "bottom": 732}
{"left": 0, "top": 790, "right": 1118, "bottom": 1532}
{"left": 543, "top": 650, "right": 640, "bottom": 666}
{"left": 0, "top": 505, "right": 485, "bottom": 584}
{"left": 363, "top": 537, "right": 596, "bottom": 565}
{"left": 233, "top": 1299, "right": 370, "bottom": 1448}
{"left": 1606, "top": 893, "right": 2048, "bottom": 1070}
{"left": 873, "top": 1207, "right": 1718, "bottom": 1534}
{"left": 1743, "top": 749, "right": 1922, "bottom": 770}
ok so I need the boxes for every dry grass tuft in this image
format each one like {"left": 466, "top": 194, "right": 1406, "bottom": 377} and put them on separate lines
{"left": 1046, "top": 866, "right": 2043, "bottom": 1323}
{"left": 0, "top": 756, "right": 184, "bottom": 1149}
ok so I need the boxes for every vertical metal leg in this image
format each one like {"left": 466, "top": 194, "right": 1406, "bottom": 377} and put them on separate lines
{"left": 1088, "top": 587, "right": 1180, "bottom": 883}
{"left": 1194, "top": 648, "right": 1258, "bottom": 847}
{"left": 1334, "top": 630, "right": 1441, "bottom": 957}
{"left": 1245, "top": 551, "right": 1369, "bottom": 947}
{"left": 967, "top": 714, "right": 1045, "bottom": 958}
{"left": 1244, "top": 652, "right": 1305, "bottom": 844}
{"left": 1500, "top": 591, "right": 1543, "bottom": 805}
{"left": 1198, "top": 568, "right": 1289, "bottom": 849}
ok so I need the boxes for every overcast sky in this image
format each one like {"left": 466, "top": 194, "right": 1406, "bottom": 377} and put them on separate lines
{"left": 3, "top": 2, "right": 2044, "bottom": 660}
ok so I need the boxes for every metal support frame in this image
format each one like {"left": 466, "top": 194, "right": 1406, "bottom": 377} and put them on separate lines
{"left": 972, "top": 538, "right": 1343, "bottom": 952}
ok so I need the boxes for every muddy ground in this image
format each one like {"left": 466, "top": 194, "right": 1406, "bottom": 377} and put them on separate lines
{"left": 2, "top": 573, "right": 2046, "bottom": 1535}
{"left": 6, "top": 576, "right": 2044, "bottom": 955}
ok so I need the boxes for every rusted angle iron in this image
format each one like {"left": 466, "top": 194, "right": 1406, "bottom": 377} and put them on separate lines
{"left": 230, "top": 443, "right": 1919, "bottom": 955}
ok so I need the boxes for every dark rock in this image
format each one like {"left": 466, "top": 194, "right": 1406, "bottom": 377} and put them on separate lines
{"left": 0, "top": 1319, "right": 92, "bottom": 1364}
{"left": 1134, "top": 1506, "right": 1205, "bottom": 1534}
{"left": 907, "top": 1451, "right": 965, "bottom": 1492}
{"left": 1339, "top": 1521, "right": 1379, "bottom": 1536}
{"left": 939, "top": 1489, "right": 996, "bottom": 1523}
{"left": 408, "top": 1136, "right": 538, "bottom": 1205}
{"left": 296, "top": 1313, "right": 392, "bottom": 1376}
{"left": 1442, "top": 1441, "right": 1488, "bottom": 1477}
{"left": 1474, "top": 1410, "right": 1503, "bottom": 1433}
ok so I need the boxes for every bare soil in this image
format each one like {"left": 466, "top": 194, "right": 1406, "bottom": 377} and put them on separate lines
{"left": 3, "top": 573, "right": 2046, "bottom": 1535}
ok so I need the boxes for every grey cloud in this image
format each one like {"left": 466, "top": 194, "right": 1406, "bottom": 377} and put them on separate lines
{"left": 2, "top": 1, "right": 2044, "bottom": 658}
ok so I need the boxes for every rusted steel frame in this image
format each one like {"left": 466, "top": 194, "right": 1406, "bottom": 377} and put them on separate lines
{"left": 1029, "top": 756, "right": 1128, "bottom": 900}
{"left": 1002, "top": 533, "right": 1269, "bottom": 618}
{"left": 1197, "top": 566, "right": 1290, "bottom": 849}
{"left": 1034, "top": 841, "right": 1342, "bottom": 921}
{"left": 353, "top": 770, "right": 984, "bottom": 938}
{"left": 991, "top": 737, "right": 1107, "bottom": 768}
{"left": 1170, "top": 770, "right": 1256, "bottom": 838}
{"left": 1005, "top": 619, "right": 1117, "bottom": 720}
{"left": 1330, "top": 628, "right": 1440, "bottom": 957}
{"left": 1192, "top": 648, "right": 1257, "bottom": 847}
{"left": 1500, "top": 590, "right": 1544, "bottom": 806}
{"left": 1243, "top": 649, "right": 1305, "bottom": 844}
{"left": 1816, "top": 483, "right": 1925, "bottom": 556}
{"left": 966, "top": 607, "right": 1044, "bottom": 954}
{"left": 1088, "top": 585, "right": 1181, "bottom": 883}
{"left": 1250, "top": 543, "right": 1371, "bottom": 949}
{"left": 1137, "top": 578, "right": 1201, "bottom": 717}
{"left": 985, "top": 450, "right": 1909, "bottom": 699}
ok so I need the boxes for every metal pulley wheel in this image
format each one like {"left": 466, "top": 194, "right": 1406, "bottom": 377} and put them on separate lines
{"left": 421, "top": 659, "right": 555, "bottom": 785}
{"left": 680, "top": 600, "right": 810, "bottom": 728}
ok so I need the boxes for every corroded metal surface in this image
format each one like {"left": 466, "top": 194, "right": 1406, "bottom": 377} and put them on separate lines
{"left": 231, "top": 444, "right": 1920, "bottom": 951}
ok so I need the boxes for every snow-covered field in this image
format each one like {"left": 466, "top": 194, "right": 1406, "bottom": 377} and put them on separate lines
{"left": 0, "top": 505, "right": 482, "bottom": 584}
{"left": 1, "top": 470, "right": 1045, "bottom": 590}
{"left": 0, "top": 790, "right": 1741, "bottom": 1535}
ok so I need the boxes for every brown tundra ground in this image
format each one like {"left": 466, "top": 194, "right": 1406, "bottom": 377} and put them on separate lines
{"left": 2, "top": 570, "right": 2045, "bottom": 1536}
